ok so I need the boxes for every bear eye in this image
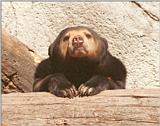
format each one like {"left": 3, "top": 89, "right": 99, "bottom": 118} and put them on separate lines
{"left": 85, "top": 33, "right": 92, "bottom": 39}
{"left": 63, "top": 36, "right": 70, "bottom": 41}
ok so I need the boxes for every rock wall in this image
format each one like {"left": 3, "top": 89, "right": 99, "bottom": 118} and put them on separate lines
{"left": 2, "top": 2, "right": 160, "bottom": 88}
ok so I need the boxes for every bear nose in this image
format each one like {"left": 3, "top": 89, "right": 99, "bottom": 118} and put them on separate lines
{"left": 72, "top": 35, "right": 84, "bottom": 48}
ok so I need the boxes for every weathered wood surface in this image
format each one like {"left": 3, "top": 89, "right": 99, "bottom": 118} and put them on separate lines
{"left": 2, "top": 89, "right": 160, "bottom": 126}
{"left": 2, "top": 31, "right": 42, "bottom": 93}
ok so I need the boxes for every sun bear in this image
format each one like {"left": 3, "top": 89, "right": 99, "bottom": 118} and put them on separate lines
{"left": 33, "top": 26, "right": 127, "bottom": 98}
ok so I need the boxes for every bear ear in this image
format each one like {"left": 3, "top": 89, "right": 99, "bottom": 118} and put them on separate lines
{"left": 48, "top": 28, "right": 69, "bottom": 57}
{"left": 48, "top": 43, "right": 55, "bottom": 57}
{"left": 101, "top": 37, "right": 108, "bottom": 49}
{"left": 48, "top": 33, "right": 62, "bottom": 57}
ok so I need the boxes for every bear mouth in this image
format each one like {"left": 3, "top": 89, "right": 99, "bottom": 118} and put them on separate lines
{"left": 73, "top": 47, "right": 88, "bottom": 57}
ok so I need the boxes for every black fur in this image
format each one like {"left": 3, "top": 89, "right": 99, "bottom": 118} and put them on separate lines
{"left": 33, "top": 26, "right": 127, "bottom": 98}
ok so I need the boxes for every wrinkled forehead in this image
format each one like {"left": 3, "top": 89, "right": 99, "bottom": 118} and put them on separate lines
{"left": 62, "top": 27, "right": 93, "bottom": 36}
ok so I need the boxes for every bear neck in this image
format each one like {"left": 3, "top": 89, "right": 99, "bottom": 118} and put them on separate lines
{"left": 65, "top": 56, "right": 98, "bottom": 67}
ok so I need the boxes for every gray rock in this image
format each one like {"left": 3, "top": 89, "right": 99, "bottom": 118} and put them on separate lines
{"left": 2, "top": 2, "right": 160, "bottom": 88}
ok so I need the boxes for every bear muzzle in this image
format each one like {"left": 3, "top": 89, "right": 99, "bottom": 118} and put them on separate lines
{"left": 72, "top": 35, "right": 84, "bottom": 48}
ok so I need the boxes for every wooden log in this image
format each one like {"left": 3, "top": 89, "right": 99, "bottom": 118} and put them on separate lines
{"left": 2, "top": 31, "right": 42, "bottom": 93}
{"left": 2, "top": 89, "right": 160, "bottom": 126}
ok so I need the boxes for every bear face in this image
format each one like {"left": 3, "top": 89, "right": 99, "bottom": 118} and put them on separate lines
{"left": 34, "top": 26, "right": 126, "bottom": 98}
{"left": 49, "top": 26, "right": 108, "bottom": 60}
